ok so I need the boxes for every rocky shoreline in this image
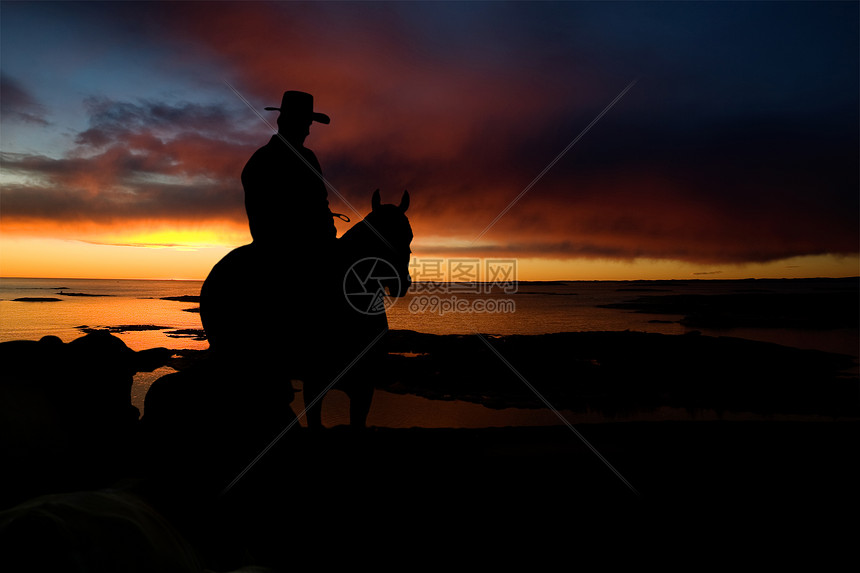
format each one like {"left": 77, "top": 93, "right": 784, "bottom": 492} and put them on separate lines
{"left": 381, "top": 329, "right": 858, "bottom": 417}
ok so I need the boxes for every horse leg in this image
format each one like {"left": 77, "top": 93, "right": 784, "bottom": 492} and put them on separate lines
{"left": 302, "top": 379, "right": 325, "bottom": 430}
{"left": 347, "top": 382, "right": 374, "bottom": 429}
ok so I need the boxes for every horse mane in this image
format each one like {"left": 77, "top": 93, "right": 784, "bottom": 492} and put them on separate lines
{"left": 339, "top": 206, "right": 412, "bottom": 252}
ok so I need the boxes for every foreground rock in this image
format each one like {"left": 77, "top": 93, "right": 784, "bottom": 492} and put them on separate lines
{"left": 0, "top": 332, "right": 172, "bottom": 507}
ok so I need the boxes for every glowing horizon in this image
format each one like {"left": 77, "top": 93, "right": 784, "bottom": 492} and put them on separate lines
{"left": 1, "top": 232, "right": 856, "bottom": 282}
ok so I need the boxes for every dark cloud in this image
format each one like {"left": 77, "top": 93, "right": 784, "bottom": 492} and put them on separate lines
{"left": 1, "top": 97, "right": 253, "bottom": 226}
{"left": 0, "top": 74, "right": 49, "bottom": 126}
{"left": 74, "top": 97, "right": 246, "bottom": 149}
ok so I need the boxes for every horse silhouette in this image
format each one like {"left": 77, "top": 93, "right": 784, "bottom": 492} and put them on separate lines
{"left": 199, "top": 189, "right": 412, "bottom": 429}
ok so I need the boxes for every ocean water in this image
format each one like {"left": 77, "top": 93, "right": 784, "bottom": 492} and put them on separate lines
{"left": 2, "top": 276, "right": 857, "bottom": 427}
{"left": 2, "top": 276, "right": 856, "bottom": 353}
{"left": 0, "top": 278, "right": 210, "bottom": 352}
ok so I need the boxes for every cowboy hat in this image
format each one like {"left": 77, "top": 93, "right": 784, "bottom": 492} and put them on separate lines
{"left": 264, "top": 91, "right": 330, "bottom": 124}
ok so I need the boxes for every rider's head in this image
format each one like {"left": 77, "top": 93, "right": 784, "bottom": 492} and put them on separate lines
{"left": 265, "top": 91, "right": 330, "bottom": 145}
{"left": 276, "top": 115, "right": 312, "bottom": 145}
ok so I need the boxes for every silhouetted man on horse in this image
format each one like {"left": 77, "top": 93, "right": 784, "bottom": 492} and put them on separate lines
{"left": 196, "top": 90, "right": 412, "bottom": 435}
{"left": 243, "top": 91, "right": 338, "bottom": 274}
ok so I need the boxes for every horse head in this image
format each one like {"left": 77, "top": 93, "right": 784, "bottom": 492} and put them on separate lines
{"left": 341, "top": 189, "right": 413, "bottom": 301}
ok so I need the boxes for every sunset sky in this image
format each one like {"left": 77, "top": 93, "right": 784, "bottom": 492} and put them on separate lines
{"left": 1, "top": 1, "right": 857, "bottom": 281}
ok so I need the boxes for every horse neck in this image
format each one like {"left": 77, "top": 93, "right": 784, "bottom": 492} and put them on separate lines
{"left": 340, "top": 218, "right": 385, "bottom": 262}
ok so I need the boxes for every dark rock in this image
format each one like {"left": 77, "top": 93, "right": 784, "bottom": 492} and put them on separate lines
{"left": 0, "top": 332, "right": 172, "bottom": 508}
{"left": 160, "top": 295, "right": 201, "bottom": 303}
{"left": 141, "top": 353, "right": 298, "bottom": 494}
{"left": 56, "top": 292, "right": 112, "bottom": 297}
{"left": 165, "top": 329, "right": 207, "bottom": 340}
{"left": 0, "top": 490, "right": 203, "bottom": 572}
{"left": 76, "top": 325, "right": 170, "bottom": 335}
{"left": 378, "top": 329, "right": 859, "bottom": 418}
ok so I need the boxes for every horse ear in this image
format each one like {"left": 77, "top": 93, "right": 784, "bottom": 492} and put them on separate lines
{"left": 372, "top": 189, "right": 381, "bottom": 211}
{"left": 399, "top": 190, "right": 410, "bottom": 213}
